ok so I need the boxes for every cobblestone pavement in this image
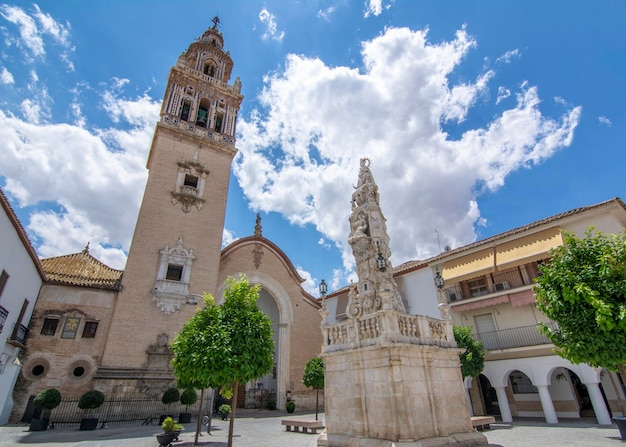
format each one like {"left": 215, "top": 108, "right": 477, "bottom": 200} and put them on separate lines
{"left": 0, "top": 411, "right": 622, "bottom": 447}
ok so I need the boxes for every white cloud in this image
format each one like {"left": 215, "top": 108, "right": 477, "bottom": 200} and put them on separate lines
{"left": 0, "top": 3, "right": 71, "bottom": 60}
{"left": 0, "top": 67, "right": 14, "bottom": 84}
{"left": 222, "top": 228, "right": 237, "bottom": 247}
{"left": 258, "top": 8, "right": 284, "bottom": 41}
{"left": 496, "top": 86, "right": 511, "bottom": 104}
{"left": 598, "top": 116, "right": 612, "bottom": 127}
{"left": 318, "top": 237, "right": 331, "bottom": 249}
{"left": 364, "top": 0, "right": 393, "bottom": 18}
{"left": 496, "top": 49, "right": 520, "bottom": 64}
{"left": 317, "top": 6, "right": 336, "bottom": 21}
{"left": 235, "top": 26, "right": 580, "bottom": 282}
{"left": 0, "top": 85, "right": 160, "bottom": 268}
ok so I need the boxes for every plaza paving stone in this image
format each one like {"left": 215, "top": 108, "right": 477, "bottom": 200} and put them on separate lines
{"left": 0, "top": 411, "right": 622, "bottom": 446}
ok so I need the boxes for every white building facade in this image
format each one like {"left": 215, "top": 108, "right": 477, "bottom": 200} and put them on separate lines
{"left": 0, "top": 188, "right": 45, "bottom": 424}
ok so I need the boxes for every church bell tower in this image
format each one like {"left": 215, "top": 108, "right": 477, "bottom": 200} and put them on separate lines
{"left": 97, "top": 18, "right": 243, "bottom": 393}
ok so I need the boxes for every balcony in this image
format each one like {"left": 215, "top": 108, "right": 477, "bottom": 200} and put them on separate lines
{"left": 472, "top": 322, "right": 557, "bottom": 351}
{"left": 443, "top": 261, "right": 542, "bottom": 303}
{"left": 8, "top": 324, "right": 28, "bottom": 347}
{"left": 0, "top": 305, "right": 8, "bottom": 333}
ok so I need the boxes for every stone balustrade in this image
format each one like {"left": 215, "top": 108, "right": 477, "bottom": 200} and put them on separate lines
{"left": 322, "top": 310, "right": 455, "bottom": 353}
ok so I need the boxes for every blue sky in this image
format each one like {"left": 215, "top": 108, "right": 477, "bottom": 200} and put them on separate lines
{"left": 1, "top": 1, "right": 624, "bottom": 296}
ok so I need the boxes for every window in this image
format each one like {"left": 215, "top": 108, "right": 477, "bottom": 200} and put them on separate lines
{"left": 468, "top": 278, "right": 488, "bottom": 297}
{"left": 73, "top": 366, "right": 85, "bottom": 377}
{"left": 214, "top": 113, "right": 223, "bottom": 133}
{"left": 203, "top": 62, "right": 216, "bottom": 77}
{"left": 41, "top": 318, "right": 59, "bottom": 336}
{"left": 180, "top": 100, "right": 191, "bottom": 121}
{"left": 166, "top": 264, "right": 183, "bottom": 281}
{"left": 31, "top": 364, "right": 45, "bottom": 376}
{"left": 0, "top": 269, "right": 8, "bottom": 297}
{"left": 184, "top": 174, "right": 198, "bottom": 188}
{"left": 82, "top": 321, "right": 98, "bottom": 338}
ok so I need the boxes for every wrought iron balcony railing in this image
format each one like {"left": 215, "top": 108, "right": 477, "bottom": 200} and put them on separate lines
{"left": 472, "top": 322, "right": 557, "bottom": 351}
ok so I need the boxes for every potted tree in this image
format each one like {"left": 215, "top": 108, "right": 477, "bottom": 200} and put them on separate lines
{"left": 218, "top": 403, "right": 231, "bottom": 421}
{"left": 156, "top": 416, "right": 183, "bottom": 446}
{"left": 159, "top": 387, "right": 180, "bottom": 425}
{"left": 285, "top": 400, "right": 296, "bottom": 413}
{"left": 78, "top": 390, "right": 105, "bottom": 430}
{"left": 178, "top": 388, "right": 196, "bottom": 423}
{"left": 30, "top": 388, "right": 62, "bottom": 431}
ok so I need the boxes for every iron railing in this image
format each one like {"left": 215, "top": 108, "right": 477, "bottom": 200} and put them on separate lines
{"left": 42, "top": 397, "right": 205, "bottom": 428}
{"left": 0, "top": 305, "right": 8, "bottom": 333}
{"left": 472, "top": 322, "right": 557, "bottom": 351}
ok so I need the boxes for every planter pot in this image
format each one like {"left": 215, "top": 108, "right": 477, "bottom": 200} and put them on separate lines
{"left": 614, "top": 416, "right": 626, "bottom": 440}
{"left": 178, "top": 412, "right": 191, "bottom": 423}
{"left": 29, "top": 417, "right": 49, "bottom": 431}
{"left": 156, "top": 432, "right": 178, "bottom": 447}
{"left": 220, "top": 412, "right": 230, "bottom": 421}
{"left": 287, "top": 408, "right": 295, "bottom": 413}
{"left": 79, "top": 417, "right": 99, "bottom": 430}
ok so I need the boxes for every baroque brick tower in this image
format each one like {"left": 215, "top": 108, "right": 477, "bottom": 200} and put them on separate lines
{"left": 96, "top": 18, "right": 243, "bottom": 395}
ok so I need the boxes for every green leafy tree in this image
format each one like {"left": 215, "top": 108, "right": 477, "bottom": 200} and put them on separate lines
{"left": 453, "top": 325, "right": 485, "bottom": 378}
{"left": 171, "top": 275, "right": 274, "bottom": 447}
{"left": 302, "top": 357, "right": 324, "bottom": 421}
{"left": 535, "top": 228, "right": 626, "bottom": 382}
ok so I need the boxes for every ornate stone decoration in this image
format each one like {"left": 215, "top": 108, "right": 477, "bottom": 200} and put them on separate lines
{"left": 171, "top": 152, "right": 210, "bottom": 212}
{"left": 153, "top": 237, "right": 194, "bottom": 314}
{"left": 346, "top": 158, "right": 405, "bottom": 317}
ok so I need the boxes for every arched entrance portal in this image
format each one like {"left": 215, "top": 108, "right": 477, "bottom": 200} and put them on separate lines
{"left": 479, "top": 374, "right": 501, "bottom": 416}
{"left": 247, "top": 288, "right": 280, "bottom": 408}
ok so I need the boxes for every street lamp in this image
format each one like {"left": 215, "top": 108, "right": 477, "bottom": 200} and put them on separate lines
{"left": 319, "top": 279, "right": 327, "bottom": 297}
{"left": 434, "top": 271, "right": 444, "bottom": 290}
{"left": 377, "top": 252, "right": 387, "bottom": 272}
{"left": 186, "top": 294, "right": 203, "bottom": 305}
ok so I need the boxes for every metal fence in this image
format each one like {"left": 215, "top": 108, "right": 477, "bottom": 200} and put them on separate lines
{"left": 47, "top": 397, "right": 205, "bottom": 428}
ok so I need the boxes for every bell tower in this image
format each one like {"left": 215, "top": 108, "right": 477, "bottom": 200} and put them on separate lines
{"left": 97, "top": 19, "right": 243, "bottom": 393}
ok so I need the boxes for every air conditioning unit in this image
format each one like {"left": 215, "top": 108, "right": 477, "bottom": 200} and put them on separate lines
{"left": 448, "top": 292, "right": 459, "bottom": 302}
{"left": 494, "top": 281, "right": 510, "bottom": 291}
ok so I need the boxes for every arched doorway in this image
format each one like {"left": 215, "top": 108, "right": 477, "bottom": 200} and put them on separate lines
{"left": 243, "top": 287, "right": 279, "bottom": 409}
{"left": 479, "top": 374, "right": 501, "bottom": 416}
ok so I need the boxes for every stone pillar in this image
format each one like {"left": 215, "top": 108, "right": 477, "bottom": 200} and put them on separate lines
{"left": 464, "top": 381, "right": 474, "bottom": 416}
{"left": 494, "top": 386, "right": 512, "bottom": 422}
{"left": 536, "top": 385, "right": 558, "bottom": 424}
{"left": 585, "top": 382, "right": 612, "bottom": 425}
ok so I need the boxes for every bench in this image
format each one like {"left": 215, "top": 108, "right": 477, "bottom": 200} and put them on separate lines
{"left": 470, "top": 416, "right": 496, "bottom": 431}
{"left": 281, "top": 419, "right": 325, "bottom": 434}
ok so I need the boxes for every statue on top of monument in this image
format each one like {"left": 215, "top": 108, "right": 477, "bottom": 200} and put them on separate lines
{"left": 346, "top": 158, "right": 405, "bottom": 316}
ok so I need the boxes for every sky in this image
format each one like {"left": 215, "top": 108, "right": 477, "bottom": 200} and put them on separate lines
{"left": 1, "top": 1, "right": 624, "bottom": 296}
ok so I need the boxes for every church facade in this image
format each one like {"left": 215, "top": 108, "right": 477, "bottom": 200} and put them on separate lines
{"left": 10, "top": 21, "right": 322, "bottom": 421}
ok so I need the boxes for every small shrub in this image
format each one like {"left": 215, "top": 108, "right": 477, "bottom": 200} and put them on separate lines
{"left": 286, "top": 401, "right": 295, "bottom": 413}
{"left": 161, "top": 387, "right": 180, "bottom": 405}
{"left": 161, "top": 416, "right": 183, "bottom": 433}
{"left": 33, "top": 389, "right": 62, "bottom": 411}
{"left": 267, "top": 399, "right": 276, "bottom": 410}
{"left": 218, "top": 404, "right": 231, "bottom": 415}
{"left": 78, "top": 390, "right": 105, "bottom": 410}
{"left": 180, "top": 388, "right": 197, "bottom": 410}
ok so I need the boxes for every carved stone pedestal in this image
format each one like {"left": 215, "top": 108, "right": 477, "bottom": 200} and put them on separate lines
{"left": 322, "top": 342, "right": 487, "bottom": 447}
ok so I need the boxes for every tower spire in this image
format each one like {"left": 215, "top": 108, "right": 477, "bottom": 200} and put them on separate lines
{"left": 346, "top": 158, "right": 405, "bottom": 317}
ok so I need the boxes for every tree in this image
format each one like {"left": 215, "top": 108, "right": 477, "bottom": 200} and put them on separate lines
{"left": 170, "top": 275, "right": 275, "bottom": 447}
{"left": 535, "top": 228, "right": 626, "bottom": 382}
{"left": 302, "top": 357, "right": 324, "bottom": 421}
{"left": 453, "top": 325, "right": 485, "bottom": 378}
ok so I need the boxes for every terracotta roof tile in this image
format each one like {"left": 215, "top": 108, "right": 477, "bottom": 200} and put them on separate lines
{"left": 41, "top": 248, "right": 123, "bottom": 290}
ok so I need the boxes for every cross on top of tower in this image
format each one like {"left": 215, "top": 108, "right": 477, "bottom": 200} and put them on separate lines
{"left": 211, "top": 16, "right": 220, "bottom": 30}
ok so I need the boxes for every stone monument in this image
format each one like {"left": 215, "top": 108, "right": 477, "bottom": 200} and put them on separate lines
{"left": 319, "top": 158, "right": 487, "bottom": 447}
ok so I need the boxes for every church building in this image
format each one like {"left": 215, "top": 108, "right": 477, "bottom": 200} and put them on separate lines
{"left": 10, "top": 20, "right": 322, "bottom": 421}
